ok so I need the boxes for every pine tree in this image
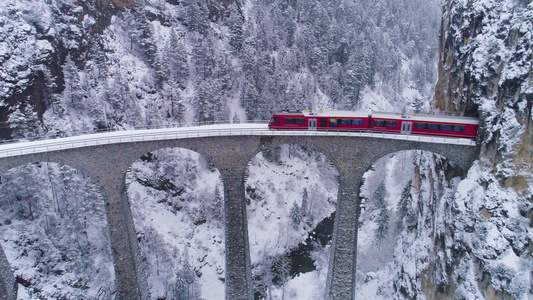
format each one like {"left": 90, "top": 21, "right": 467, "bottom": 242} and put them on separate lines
{"left": 396, "top": 180, "right": 413, "bottom": 229}
{"left": 242, "top": 81, "right": 260, "bottom": 120}
{"left": 224, "top": 3, "right": 244, "bottom": 52}
{"left": 133, "top": 8, "right": 158, "bottom": 67}
{"left": 164, "top": 80, "right": 185, "bottom": 123}
{"left": 212, "top": 185, "right": 224, "bottom": 222}
{"left": 411, "top": 96, "right": 425, "bottom": 113}
{"left": 8, "top": 104, "right": 43, "bottom": 140}
{"left": 301, "top": 188, "right": 309, "bottom": 217}
{"left": 182, "top": 0, "right": 209, "bottom": 34}
{"left": 289, "top": 201, "right": 302, "bottom": 226}
{"left": 164, "top": 26, "right": 189, "bottom": 87}
{"left": 194, "top": 80, "right": 215, "bottom": 124}
{"left": 373, "top": 181, "right": 389, "bottom": 244}
{"left": 62, "top": 54, "right": 85, "bottom": 110}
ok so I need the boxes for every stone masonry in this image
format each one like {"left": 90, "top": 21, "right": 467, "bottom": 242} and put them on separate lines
{"left": 0, "top": 243, "right": 16, "bottom": 300}
{"left": 0, "top": 135, "right": 479, "bottom": 300}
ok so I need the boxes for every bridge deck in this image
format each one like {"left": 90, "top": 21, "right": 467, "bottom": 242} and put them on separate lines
{"left": 0, "top": 124, "right": 475, "bottom": 158}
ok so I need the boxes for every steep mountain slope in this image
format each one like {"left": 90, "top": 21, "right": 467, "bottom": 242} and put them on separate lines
{"left": 3, "top": 0, "right": 531, "bottom": 300}
{"left": 354, "top": 1, "right": 532, "bottom": 299}
{"left": 0, "top": 163, "right": 115, "bottom": 299}
{"left": 1, "top": 0, "right": 441, "bottom": 139}
{"left": 432, "top": 0, "right": 533, "bottom": 298}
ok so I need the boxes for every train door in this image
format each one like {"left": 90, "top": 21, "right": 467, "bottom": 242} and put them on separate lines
{"left": 308, "top": 118, "right": 317, "bottom": 131}
{"left": 401, "top": 121, "right": 412, "bottom": 134}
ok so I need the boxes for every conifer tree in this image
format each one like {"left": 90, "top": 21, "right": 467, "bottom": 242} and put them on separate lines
{"left": 8, "top": 104, "right": 43, "bottom": 140}
{"left": 164, "top": 26, "right": 189, "bottom": 87}
{"left": 373, "top": 181, "right": 389, "bottom": 244}
{"left": 224, "top": 3, "right": 244, "bottom": 52}
{"left": 396, "top": 180, "right": 413, "bottom": 230}
{"left": 62, "top": 54, "right": 85, "bottom": 110}
{"left": 133, "top": 8, "right": 158, "bottom": 67}
{"left": 301, "top": 188, "right": 309, "bottom": 217}
{"left": 290, "top": 201, "right": 302, "bottom": 226}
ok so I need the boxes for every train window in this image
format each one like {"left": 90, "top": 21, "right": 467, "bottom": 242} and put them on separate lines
{"left": 385, "top": 121, "right": 397, "bottom": 127}
{"left": 414, "top": 123, "right": 426, "bottom": 129}
{"left": 453, "top": 125, "right": 466, "bottom": 132}
{"left": 270, "top": 117, "right": 280, "bottom": 123}
{"left": 427, "top": 123, "right": 439, "bottom": 130}
{"left": 351, "top": 119, "right": 363, "bottom": 126}
{"left": 440, "top": 124, "right": 453, "bottom": 131}
{"left": 330, "top": 119, "right": 338, "bottom": 127}
{"left": 285, "top": 118, "right": 305, "bottom": 124}
{"left": 373, "top": 120, "right": 385, "bottom": 126}
{"left": 340, "top": 119, "right": 351, "bottom": 125}
{"left": 320, "top": 119, "right": 327, "bottom": 127}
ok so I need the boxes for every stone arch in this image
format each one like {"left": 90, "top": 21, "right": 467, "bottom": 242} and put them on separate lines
{"left": 354, "top": 149, "right": 471, "bottom": 298}
{"left": 361, "top": 142, "right": 478, "bottom": 176}
{"left": 244, "top": 143, "right": 340, "bottom": 299}
{"left": 0, "top": 161, "right": 116, "bottom": 300}
{"left": 125, "top": 146, "right": 227, "bottom": 300}
{"left": 358, "top": 147, "right": 470, "bottom": 197}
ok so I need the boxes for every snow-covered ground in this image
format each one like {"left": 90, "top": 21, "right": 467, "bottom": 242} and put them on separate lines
{"left": 127, "top": 148, "right": 225, "bottom": 300}
{"left": 245, "top": 144, "right": 338, "bottom": 299}
{"left": 356, "top": 151, "right": 459, "bottom": 298}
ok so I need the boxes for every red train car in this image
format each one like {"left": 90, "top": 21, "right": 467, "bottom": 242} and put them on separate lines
{"left": 269, "top": 110, "right": 479, "bottom": 139}
{"left": 269, "top": 110, "right": 370, "bottom": 131}
{"left": 369, "top": 112, "right": 478, "bottom": 139}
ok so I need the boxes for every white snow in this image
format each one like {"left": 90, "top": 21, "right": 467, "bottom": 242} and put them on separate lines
{"left": 127, "top": 148, "right": 225, "bottom": 300}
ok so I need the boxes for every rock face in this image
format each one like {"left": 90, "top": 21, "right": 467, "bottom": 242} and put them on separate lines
{"left": 435, "top": 0, "right": 532, "bottom": 119}
{"left": 436, "top": 0, "right": 532, "bottom": 179}
{"left": 431, "top": 0, "right": 533, "bottom": 299}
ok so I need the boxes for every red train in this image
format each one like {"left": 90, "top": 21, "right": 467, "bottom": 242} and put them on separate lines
{"left": 269, "top": 110, "right": 479, "bottom": 139}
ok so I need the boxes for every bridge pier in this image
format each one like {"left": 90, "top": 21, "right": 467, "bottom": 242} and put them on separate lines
{"left": 99, "top": 176, "right": 150, "bottom": 300}
{"left": 0, "top": 243, "right": 16, "bottom": 300}
{"left": 219, "top": 170, "right": 253, "bottom": 300}
{"left": 326, "top": 169, "right": 362, "bottom": 300}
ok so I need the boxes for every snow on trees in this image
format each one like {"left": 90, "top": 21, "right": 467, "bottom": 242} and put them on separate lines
{"left": 245, "top": 145, "right": 338, "bottom": 298}
{"left": 373, "top": 181, "right": 390, "bottom": 245}
{"left": 0, "top": 163, "right": 115, "bottom": 299}
{"left": 127, "top": 148, "right": 225, "bottom": 299}
{"left": 396, "top": 180, "right": 414, "bottom": 230}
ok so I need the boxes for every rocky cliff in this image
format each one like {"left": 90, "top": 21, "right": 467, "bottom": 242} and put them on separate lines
{"left": 431, "top": 0, "right": 532, "bottom": 298}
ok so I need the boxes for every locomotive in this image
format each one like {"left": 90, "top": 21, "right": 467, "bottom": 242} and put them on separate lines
{"left": 268, "top": 110, "right": 479, "bottom": 139}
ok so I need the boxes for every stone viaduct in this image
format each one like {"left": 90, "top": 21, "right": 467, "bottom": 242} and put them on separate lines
{"left": 0, "top": 133, "right": 479, "bottom": 300}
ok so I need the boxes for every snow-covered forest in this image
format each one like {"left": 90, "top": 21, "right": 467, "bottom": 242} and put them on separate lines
{"left": 1, "top": 0, "right": 441, "bottom": 139}
{"left": 0, "top": 163, "right": 115, "bottom": 299}
{"left": 127, "top": 148, "right": 225, "bottom": 299}
{"left": 0, "top": 0, "right": 532, "bottom": 299}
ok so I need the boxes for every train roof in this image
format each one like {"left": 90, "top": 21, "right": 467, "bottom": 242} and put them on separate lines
{"left": 304, "top": 110, "right": 370, "bottom": 118}
{"left": 274, "top": 110, "right": 305, "bottom": 116}
{"left": 274, "top": 110, "right": 370, "bottom": 118}
{"left": 371, "top": 112, "right": 479, "bottom": 124}
{"left": 273, "top": 110, "right": 479, "bottom": 124}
